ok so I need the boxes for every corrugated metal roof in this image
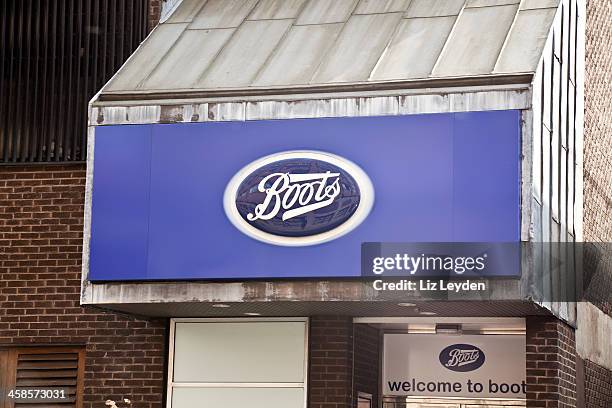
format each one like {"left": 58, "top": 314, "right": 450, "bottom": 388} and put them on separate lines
{"left": 102, "top": 0, "right": 559, "bottom": 97}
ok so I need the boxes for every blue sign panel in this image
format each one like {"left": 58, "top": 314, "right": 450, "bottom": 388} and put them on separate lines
{"left": 89, "top": 111, "right": 520, "bottom": 281}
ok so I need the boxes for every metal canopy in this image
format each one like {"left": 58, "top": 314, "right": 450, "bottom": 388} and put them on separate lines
{"left": 101, "top": 0, "right": 559, "bottom": 99}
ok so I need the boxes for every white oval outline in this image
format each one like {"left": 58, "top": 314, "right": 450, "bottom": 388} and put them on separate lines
{"left": 223, "top": 150, "right": 375, "bottom": 247}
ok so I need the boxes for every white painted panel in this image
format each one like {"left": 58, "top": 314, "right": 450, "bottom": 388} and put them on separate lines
{"left": 433, "top": 4, "right": 519, "bottom": 76}
{"left": 567, "top": 84, "right": 576, "bottom": 233}
{"left": 560, "top": 73, "right": 568, "bottom": 150}
{"left": 190, "top": 0, "right": 258, "bottom": 29}
{"left": 532, "top": 63, "right": 543, "bottom": 202}
{"left": 541, "top": 36, "right": 553, "bottom": 131}
{"left": 96, "top": 89, "right": 531, "bottom": 125}
{"left": 568, "top": 0, "right": 577, "bottom": 84}
{"left": 144, "top": 29, "right": 234, "bottom": 90}
{"left": 173, "top": 321, "right": 306, "bottom": 383}
{"left": 126, "top": 105, "right": 161, "bottom": 124}
{"left": 104, "top": 23, "right": 187, "bottom": 91}
{"left": 574, "top": 0, "right": 585, "bottom": 241}
{"left": 568, "top": 168, "right": 575, "bottom": 236}
{"left": 552, "top": 54, "right": 560, "bottom": 141}
{"left": 532, "top": 198, "right": 543, "bottom": 242}
{"left": 551, "top": 62, "right": 559, "bottom": 224}
{"left": 574, "top": 158, "right": 583, "bottom": 240}
{"left": 296, "top": 0, "right": 358, "bottom": 24}
{"left": 207, "top": 102, "right": 245, "bottom": 121}
{"left": 494, "top": 8, "right": 558, "bottom": 74}
{"left": 371, "top": 16, "right": 456, "bottom": 80}
{"left": 560, "top": 146, "right": 567, "bottom": 232}
{"left": 355, "top": 0, "right": 412, "bottom": 14}
{"left": 553, "top": 7, "right": 562, "bottom": 59}
{"left": 449, "top": 90, "right": 529, "bottom": 111}
{"left": 161, "top": 0, "right": 185, "bottom": 22}
{"left": 576, "top": 302, "right": 612, "bottom": 371}
{"left": 313, "top": 13, "right": 403, "bottom": 83}
{"left": 172, "top": 388, "right": 304, "bottom": 408}
{"left": 467, "top": 0, "right": 519, "bottom": 6}
{"left": 99, "top": 106, "right": 128, "bottom": 124}
{"left": 88, "top": 107, "right": 99, "bottom": 126}
{"left": 178, "top": 103, "right": 205, "bottom": 122}
{"left": 552, "top": 52, "right": 561, "bottom": 145}
{"left": 166, "top": 0, "right": 206, "bottom": 23}
{"left": 249, "top": 0, "right": 307, "bottom": 20}
{"left": 520, "top": 0, "right": 560, "bottom": 10}
{"left": 254, "top": 24, "right": 343, "bottom": 86}
{"left": 398, "top": 94, "right": 449, "bottom": 114}
{"left": 246, "top": 98, "right": 360, "bottom": 120}
{"left": 521, "top": 109, "right": 533, "bottom": 242}
{"left": 405, "top": 0, "right": 464, "bottom": 17}
{"left": 199, "top": 19, "right": 292, "bottom": 88}
{"left": 541, "top": 124, "right": 551, "bottom": 241}
{"left": 359, "top": 96, "right": 398, "bottom": 116}
{"left": 560, "top": 3, "right": 569, "bottom": 151}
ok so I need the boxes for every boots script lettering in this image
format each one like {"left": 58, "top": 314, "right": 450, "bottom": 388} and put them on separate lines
{"left": 247, "top": 172, "right": 341, "bottom": 221}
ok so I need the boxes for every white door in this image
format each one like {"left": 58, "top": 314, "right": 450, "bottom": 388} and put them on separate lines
{"left": 168, "top": 319, "right": 308, "bottom": 408}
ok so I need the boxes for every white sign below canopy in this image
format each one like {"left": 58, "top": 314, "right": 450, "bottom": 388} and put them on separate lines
{"left": 383, "top": 334, "right": 526, "bottom": 399}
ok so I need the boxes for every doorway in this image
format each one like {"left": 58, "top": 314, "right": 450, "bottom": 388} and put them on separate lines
{"left": 382, "top": 396, "right": 525, "bottom": 407}
{"left": 353, "top": 317, "right": 527, "bottom": 408}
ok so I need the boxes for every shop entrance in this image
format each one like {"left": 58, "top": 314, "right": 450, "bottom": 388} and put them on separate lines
{"left": 382, "top": 396, "right": 525, "bottom": 407}
{"left": 353, "top": 318, "right": 527, "bottom": 408}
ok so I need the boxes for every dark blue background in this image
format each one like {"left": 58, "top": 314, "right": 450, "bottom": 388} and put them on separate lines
{"left": 89, "top": 111, "right": 521, "bottom": 280}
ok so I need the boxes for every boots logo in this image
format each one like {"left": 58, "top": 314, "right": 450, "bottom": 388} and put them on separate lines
{"left": 439, "top": 344, "right": 486, "bottom": 372}
{"left": 224, "top": 151, "right": 374, "bottom": 246}
{"left": 246, "top": 172, "right": 341, "bottom": 222}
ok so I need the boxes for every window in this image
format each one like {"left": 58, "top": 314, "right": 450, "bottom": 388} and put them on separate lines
{"left": 0, "top": 346, "right": 85, "bottom": 408}
{"left": 167, "top": 318, "right": 308, "bottom": 408}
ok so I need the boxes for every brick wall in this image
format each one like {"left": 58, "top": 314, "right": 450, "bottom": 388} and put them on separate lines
{"left": 584, "top": 0, "right": 612, "bottom": 245}
{"left": 584, "top": 0, "right": 612, "bottom": 317}
{"left": 353, "top": 324, "right": 380, "bottom": 405}
{"left": 583, "top": 358, "right": 612, "bottom": 407}
{"left": 0, "top": 164, "right": 167, "bottom": 408}
{"left": 149, "top": 0, "right": 162, "bottom": 31}
{"left": 581, "top": 1, "right": 612, "bottom": 406}
{"left": 583, "top": 243, "right": 612, "bottom": 315}
{"left": 526, "top": 317, "right": 577, "bottom": 407}
{"left": 309, "top": 316, "right": 353, "bottom": 408}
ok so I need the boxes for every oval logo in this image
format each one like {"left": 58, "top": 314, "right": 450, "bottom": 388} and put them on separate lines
{"left": 439, "top": 344, "right": 486, "bottom": 372}
{"left": 224, "top": 151, "right": 374, "bottom": 246}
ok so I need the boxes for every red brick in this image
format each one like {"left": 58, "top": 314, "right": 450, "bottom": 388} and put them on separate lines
{"left": 526, "top": 317, "right": 577, "bottom": 408}
{"left": 0, "top": 164, "right": 166, "bottom": 408}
